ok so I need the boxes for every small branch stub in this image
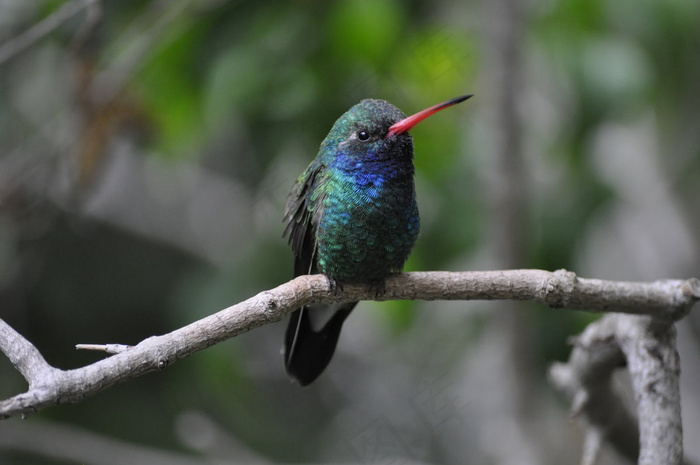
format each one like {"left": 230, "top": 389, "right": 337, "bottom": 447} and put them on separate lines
{"left": 75, "top": 344, "right": 132, "bottom": 354}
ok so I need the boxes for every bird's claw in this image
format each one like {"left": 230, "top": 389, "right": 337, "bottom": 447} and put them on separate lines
{"left": 326, "top": 276, "right": 344, "bottom": 296}
{"left": 368, "top": 279, "right": 386, "bottom": 298}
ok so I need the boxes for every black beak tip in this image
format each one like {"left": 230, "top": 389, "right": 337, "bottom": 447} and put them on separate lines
{"left": 450, "top": 94, "right": 473, "bottom": 105}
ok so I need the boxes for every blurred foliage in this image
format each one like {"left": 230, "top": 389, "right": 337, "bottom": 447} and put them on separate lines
{"left": 1, "top": 0, "right": 699, "bottom": 464}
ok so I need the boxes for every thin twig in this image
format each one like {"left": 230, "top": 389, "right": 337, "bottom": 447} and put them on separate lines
{"left": 0, "top": 419, "right": 238, "bottom": 465}
{"left": 90, "top": 0, "right": 195, "bottom": 105}
{"left": 70, "top": 0, "right": 103, "bottom": 51}
{"left": 75, "top": 344, "right": 132, "bottom": 354}
{"left": 0, "top": 0, "right": 98, "bottom": 66}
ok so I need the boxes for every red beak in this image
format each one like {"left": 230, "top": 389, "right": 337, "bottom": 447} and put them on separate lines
{"left": 386, "top": 94, "right": 473, "bottom": 138}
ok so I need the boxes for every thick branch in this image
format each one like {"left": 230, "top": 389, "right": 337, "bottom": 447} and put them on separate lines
{"left": 1, "top": 269, "right": 698, "bottom": 420}
{"left": 549, "top": 313, "right": 687, "bottom": 465}
{"left": 618, "top": 318, "right": 683, "bottom": 465}
{"left": 0, "top": 318, "right": 59, "bottom": 386}
{"left": 549, "top": 314, "right": 640, "bottom": 464}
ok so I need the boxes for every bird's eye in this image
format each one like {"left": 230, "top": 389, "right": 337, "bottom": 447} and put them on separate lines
{"left": 357, "top": 130, "right": 371, "bottom": 141}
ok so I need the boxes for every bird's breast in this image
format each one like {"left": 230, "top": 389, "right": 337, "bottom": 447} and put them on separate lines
{"left": 314, "top": 168, "right": 419, "bottom": 282}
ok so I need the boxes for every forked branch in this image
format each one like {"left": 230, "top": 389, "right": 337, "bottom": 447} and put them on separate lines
{"left": 1, "top": 269, "right": 698, "bottom": 465}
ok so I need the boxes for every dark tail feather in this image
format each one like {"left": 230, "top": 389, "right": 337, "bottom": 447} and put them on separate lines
{"left": 284, "top": 302, "right": 357, "bottom": 386}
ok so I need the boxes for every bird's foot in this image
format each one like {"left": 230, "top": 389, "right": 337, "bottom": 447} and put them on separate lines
{"left": 367, "top": 279, "right": 387, "bottom": 298}
{"left": 326, "top": 276, "right": 344, "bottom": 296}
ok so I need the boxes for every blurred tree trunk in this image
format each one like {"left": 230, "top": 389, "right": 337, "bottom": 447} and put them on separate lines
{"left": 481, "top": 0, "right": 542, "bottom": 462}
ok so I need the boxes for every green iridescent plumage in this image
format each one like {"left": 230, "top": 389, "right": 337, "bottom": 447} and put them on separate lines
{"left": 283, "top": 95, "right": 471, "bottom": 386}
{"left": 285, "top": 99, "right": 419, "bottom": 282}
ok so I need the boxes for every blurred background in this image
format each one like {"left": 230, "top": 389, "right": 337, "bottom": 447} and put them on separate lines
{"left": 1, "top": 0, "right": 699, "bottom": 464}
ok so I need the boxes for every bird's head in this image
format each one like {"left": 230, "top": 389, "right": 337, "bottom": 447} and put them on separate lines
{"left": 320, "top": 95, "right": 472, "bottom": 166}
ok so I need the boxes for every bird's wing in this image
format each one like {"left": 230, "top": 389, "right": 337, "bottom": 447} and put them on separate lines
{"left": 282, "top": 161, "right": 356, "bottom": 386}
{"left": 283, "top": 161, "right": 323, "bottom": 277}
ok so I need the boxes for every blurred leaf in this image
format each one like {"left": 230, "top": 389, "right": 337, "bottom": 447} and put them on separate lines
{"left": 579, "top": 36, "right": 652, "bottom": 115}
{"left": 327, "top": 0, "right": 405, "bottom": 68}
{"left": 376, "top": 300, "right": 418, "bottom": 334}
{"left": 138, "top": 22, "right": 205, "bottom": 159}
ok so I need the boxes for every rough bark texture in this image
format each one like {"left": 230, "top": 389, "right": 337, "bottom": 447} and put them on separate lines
{"left": 619, "top": 318, "right": 683, "bottom": 465}
{"left": 549, "top": 313, "right": 688, "bottom": 465}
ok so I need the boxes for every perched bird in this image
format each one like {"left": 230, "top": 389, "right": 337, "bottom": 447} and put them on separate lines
{"left": 283, "top": 94, "right": 472, "bottom": 386}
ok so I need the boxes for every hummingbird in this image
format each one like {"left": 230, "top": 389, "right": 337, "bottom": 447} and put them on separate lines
{"left": 283, "top": 94, "right": 472, "bottom": 386}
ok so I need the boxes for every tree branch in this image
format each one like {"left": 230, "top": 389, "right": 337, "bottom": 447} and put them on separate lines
{"left": 549, "top": 313, "right": 690, "bottom": 465}
{"left": 0, "top": 419, "right": 228, "bottom": 465}
{"left": 1, "top": 269, "right": 698, "bottom": 422}
{"left": 619, "top": 317, "right": 683, "bottom": 465}
{"left": 549, "top": 314, "right": 641, "bottom": 465}
{"left": 0, "top": 318, "right": 59, "bottom": 387}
